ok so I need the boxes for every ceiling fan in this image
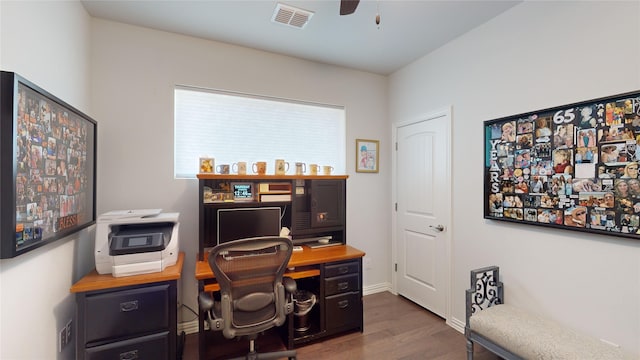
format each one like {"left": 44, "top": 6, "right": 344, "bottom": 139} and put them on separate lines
{"left": 340, "top": 0, "right": 360, "bottom": 15}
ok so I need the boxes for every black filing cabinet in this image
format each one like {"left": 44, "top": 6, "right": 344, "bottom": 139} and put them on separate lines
{"left": 76, "top": 281, "right": 177, "bottom": 360}
{"left": 323, "top": 259, "right": 363, "bottom": 335}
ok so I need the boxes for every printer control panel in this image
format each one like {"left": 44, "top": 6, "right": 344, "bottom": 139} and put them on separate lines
{"left": 109, "top": 222, "right": 173, "bottom": 256}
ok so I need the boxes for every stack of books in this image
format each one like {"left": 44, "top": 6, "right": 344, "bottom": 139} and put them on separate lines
{"left": 258, "top": 182, "right": 292, "bottom": 202}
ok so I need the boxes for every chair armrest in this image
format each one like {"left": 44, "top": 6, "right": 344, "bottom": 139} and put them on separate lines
{"left": 199, "top": 291, "right": 225, "bottom": 332}
{"left": 282, "top": 277, "right": 297, "bottom": 316}
{"left": 199, "top": 291, "right": 215, "bottom": 312}
{"left": 283, "top": 276, "right": 297, "bottom": 294}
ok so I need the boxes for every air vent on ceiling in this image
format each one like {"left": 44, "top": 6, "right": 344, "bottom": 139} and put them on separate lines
{"left": 272, "top": 3, "right": 314, "bottom": 29}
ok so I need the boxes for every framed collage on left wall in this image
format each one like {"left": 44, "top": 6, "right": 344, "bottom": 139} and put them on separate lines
{"left": 0, "top": 71, "right": 97, "bottom": 258}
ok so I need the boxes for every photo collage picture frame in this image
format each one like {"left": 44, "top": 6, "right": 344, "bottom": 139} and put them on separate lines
{"left": 484, "top": 90, "right": 640, "bottom": 239}
{"left": 1, "top": 71, "right": 97, "bottom": 258}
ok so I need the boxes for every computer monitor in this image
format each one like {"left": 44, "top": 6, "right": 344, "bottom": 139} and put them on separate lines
{"left": 216, "top": 207, "right": 282, "bottom": 245}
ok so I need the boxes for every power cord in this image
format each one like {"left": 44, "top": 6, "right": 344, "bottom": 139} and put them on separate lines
{"left": 179, "top": 303, "right": 199, "bottom": 322}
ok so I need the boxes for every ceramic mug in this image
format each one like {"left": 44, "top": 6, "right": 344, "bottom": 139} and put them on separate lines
{"left": 323, "top": 165, "right": 334, "bottom": 175}
{"left": 233, "top": 162, "right": 247, "bottom": 175}
{"left": 295, "top": 162, "right": 306, "bottom": 176}
{"left": 216, "top": 164, "right": 230, "bottom": 175}
{"left": 275, "top": 159, "right": 290, "bottom": 175}
{"left": 309, "top": 164, "right": 319, "bottom": 176}
{"left": 253, "top": 161, "right": 267, "bottom": 175}
{"left": 199, "top": 157, "right": 215, "bottom": 173}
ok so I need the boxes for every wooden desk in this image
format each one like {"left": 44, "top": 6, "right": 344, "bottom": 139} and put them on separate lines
{"left": 196, "top": 245, "right": 364, "bottom": 290}
{"left": 71, "top": 252, "right": 184, "bottom": 360}
{"left": 195, "top": 245, "right": 365, "bottom": 359}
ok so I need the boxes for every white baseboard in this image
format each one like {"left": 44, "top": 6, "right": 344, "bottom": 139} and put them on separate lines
{"left": 447, "top": 316, "right": 465, "bottom": 334}
{"left": 178, "top": 319, "right": 200, "bottom": 335}
{"left": 363, "top": 282, "right": 392, "bottom": 296}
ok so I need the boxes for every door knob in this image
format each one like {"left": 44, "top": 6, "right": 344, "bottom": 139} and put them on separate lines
{"left": 429, "top": 224, "right": 445, "bottom": 232}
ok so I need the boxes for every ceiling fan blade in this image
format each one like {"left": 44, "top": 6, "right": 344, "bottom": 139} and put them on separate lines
{"left": 340, "top": 0, "right": 360, "bottom": 15}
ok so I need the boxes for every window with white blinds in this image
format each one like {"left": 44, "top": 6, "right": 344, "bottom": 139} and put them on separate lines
{"left": 174, "top": 86, "right": 346, "bottom": 179}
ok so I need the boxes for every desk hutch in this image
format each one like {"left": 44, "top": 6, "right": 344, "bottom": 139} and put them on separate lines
{"left": 196, "top": 174, "right": 365, "bottom": 359}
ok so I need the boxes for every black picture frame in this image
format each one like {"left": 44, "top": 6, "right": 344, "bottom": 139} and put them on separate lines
{"left": 484, "top": 90, "right": 640, "bottom": 240}
{"left": 1, "top": 71, "right": 97, "bottom": 258}
{"left": 231, "top": 182, "right": 254, "bottom": 201}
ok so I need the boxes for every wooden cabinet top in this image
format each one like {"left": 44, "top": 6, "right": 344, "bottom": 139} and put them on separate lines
{"left": 70, "top": 252, "right": 184, "bottom": 293}
{"left": 197, "top": 174, "right": 348, "bottom": 180}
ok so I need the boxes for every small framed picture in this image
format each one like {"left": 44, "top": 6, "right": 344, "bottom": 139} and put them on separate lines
{"left": 356, "top": 139, "right": 379, "bottom": 173}
{"left": 199, "top": 157, "right": 215, "bottom": 173}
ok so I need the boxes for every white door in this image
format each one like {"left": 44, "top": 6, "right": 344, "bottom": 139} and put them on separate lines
{"left": 394, "top": 109, "right": 451, "bottom": 318}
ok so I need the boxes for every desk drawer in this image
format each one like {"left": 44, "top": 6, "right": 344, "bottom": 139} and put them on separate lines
{"left": 84, "top": 284, "right": 169, "bottom": 343}
{"left": 85, "top": 331, "right": 169, "bottom": 360}
{"left": 324, "top": 273, "right": 359, "bottom": 296}
{"left": 325, "top": 292, "right": 361, "bottom": 330}
{"left": 324, "top": 261, "right": 359, "bottom": 278}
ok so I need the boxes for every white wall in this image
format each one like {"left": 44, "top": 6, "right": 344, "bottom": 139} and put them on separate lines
{"left": 11, "top": 1, "right": 637, "bottom": 358}
{"left": 390, "top": 1, "right": 640, "bottom": 356}
{"left": 0, "top": 3, "right": 390, "bottom": 357}
{"left": 0, "top": 1, "right": 93, "bottom": 359}
{"left": 89, "top": 18, "right": 391, "bottom": 326}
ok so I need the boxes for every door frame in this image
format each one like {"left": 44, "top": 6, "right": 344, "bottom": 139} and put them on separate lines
{"left": 391, "top": 106, "right": 453, "bottom": 323}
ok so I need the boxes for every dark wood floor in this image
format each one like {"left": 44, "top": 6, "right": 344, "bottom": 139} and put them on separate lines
{"left": 182, "top": 291, "right": 500, "bottom": 359}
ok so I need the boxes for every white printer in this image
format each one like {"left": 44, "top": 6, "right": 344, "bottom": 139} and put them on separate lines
{"left": 95, "top": 209, "right": 180, "bottom": 277}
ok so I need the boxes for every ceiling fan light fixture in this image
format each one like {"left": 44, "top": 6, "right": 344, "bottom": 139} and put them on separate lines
{"left": 272, "top": 3, "right": 314, "bottom": 29}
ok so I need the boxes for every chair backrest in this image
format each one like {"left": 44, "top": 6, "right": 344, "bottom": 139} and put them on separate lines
{"left": 465, "top": 266, "right": 503, "bottom": 332}
{"left": 208, "top": 236, "right": 293, "bottom": 339}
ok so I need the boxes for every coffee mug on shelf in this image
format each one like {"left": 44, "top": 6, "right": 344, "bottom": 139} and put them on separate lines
{"left": 295, "top": 162, "right": 306, "bottom": 176}
{"left": 323, "top": 166, "right": 334, "bottom": 175}
{"left": 199, "top": 157, "right": 215, "bottom": 173}
{"left": 233, "top": 162, "right": 247, "bottom": 175}
{"left": 216, "top": 164, "right": 230, "bottom": 175}
{"left": 309, "top": 164, "right": 319, "bottom": 176}
{"left": 275, "top": 159, "right": 290, "bottom": 175}
{"left": 253, "top": 161, "right": 267, "bottom": 175}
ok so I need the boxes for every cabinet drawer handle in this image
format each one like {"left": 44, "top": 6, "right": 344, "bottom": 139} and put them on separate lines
{"left": 120, "top": 300, "right": 139, "bottom": 312}
{"left": 338, "top": 282, "right": 349, "bottom": 290}
{"left": 338, "top": 266, "right": 349, "bottom": 274}
{"left": 120, "top": 350, "right": 139, "bottom": 360}
{"left": 338, "top": 300, "right": 349, "bottom": 309}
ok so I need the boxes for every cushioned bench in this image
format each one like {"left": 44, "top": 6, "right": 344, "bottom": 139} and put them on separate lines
{"left": 465, "top": 266, "right": 631, "bottom": 360}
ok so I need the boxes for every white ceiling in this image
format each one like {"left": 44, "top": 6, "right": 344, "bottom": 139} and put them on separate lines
{"left": 81, "top": 0, "right": 521, "bottom": 75}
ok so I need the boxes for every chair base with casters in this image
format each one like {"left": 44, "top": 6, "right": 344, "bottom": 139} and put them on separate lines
{"left": 199, "top": 237, "right": 298, "bottom": 360}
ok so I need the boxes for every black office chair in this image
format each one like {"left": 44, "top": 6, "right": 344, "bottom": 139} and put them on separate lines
{"left": 199, "top": 237, "right": 298, "bottom": 360}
